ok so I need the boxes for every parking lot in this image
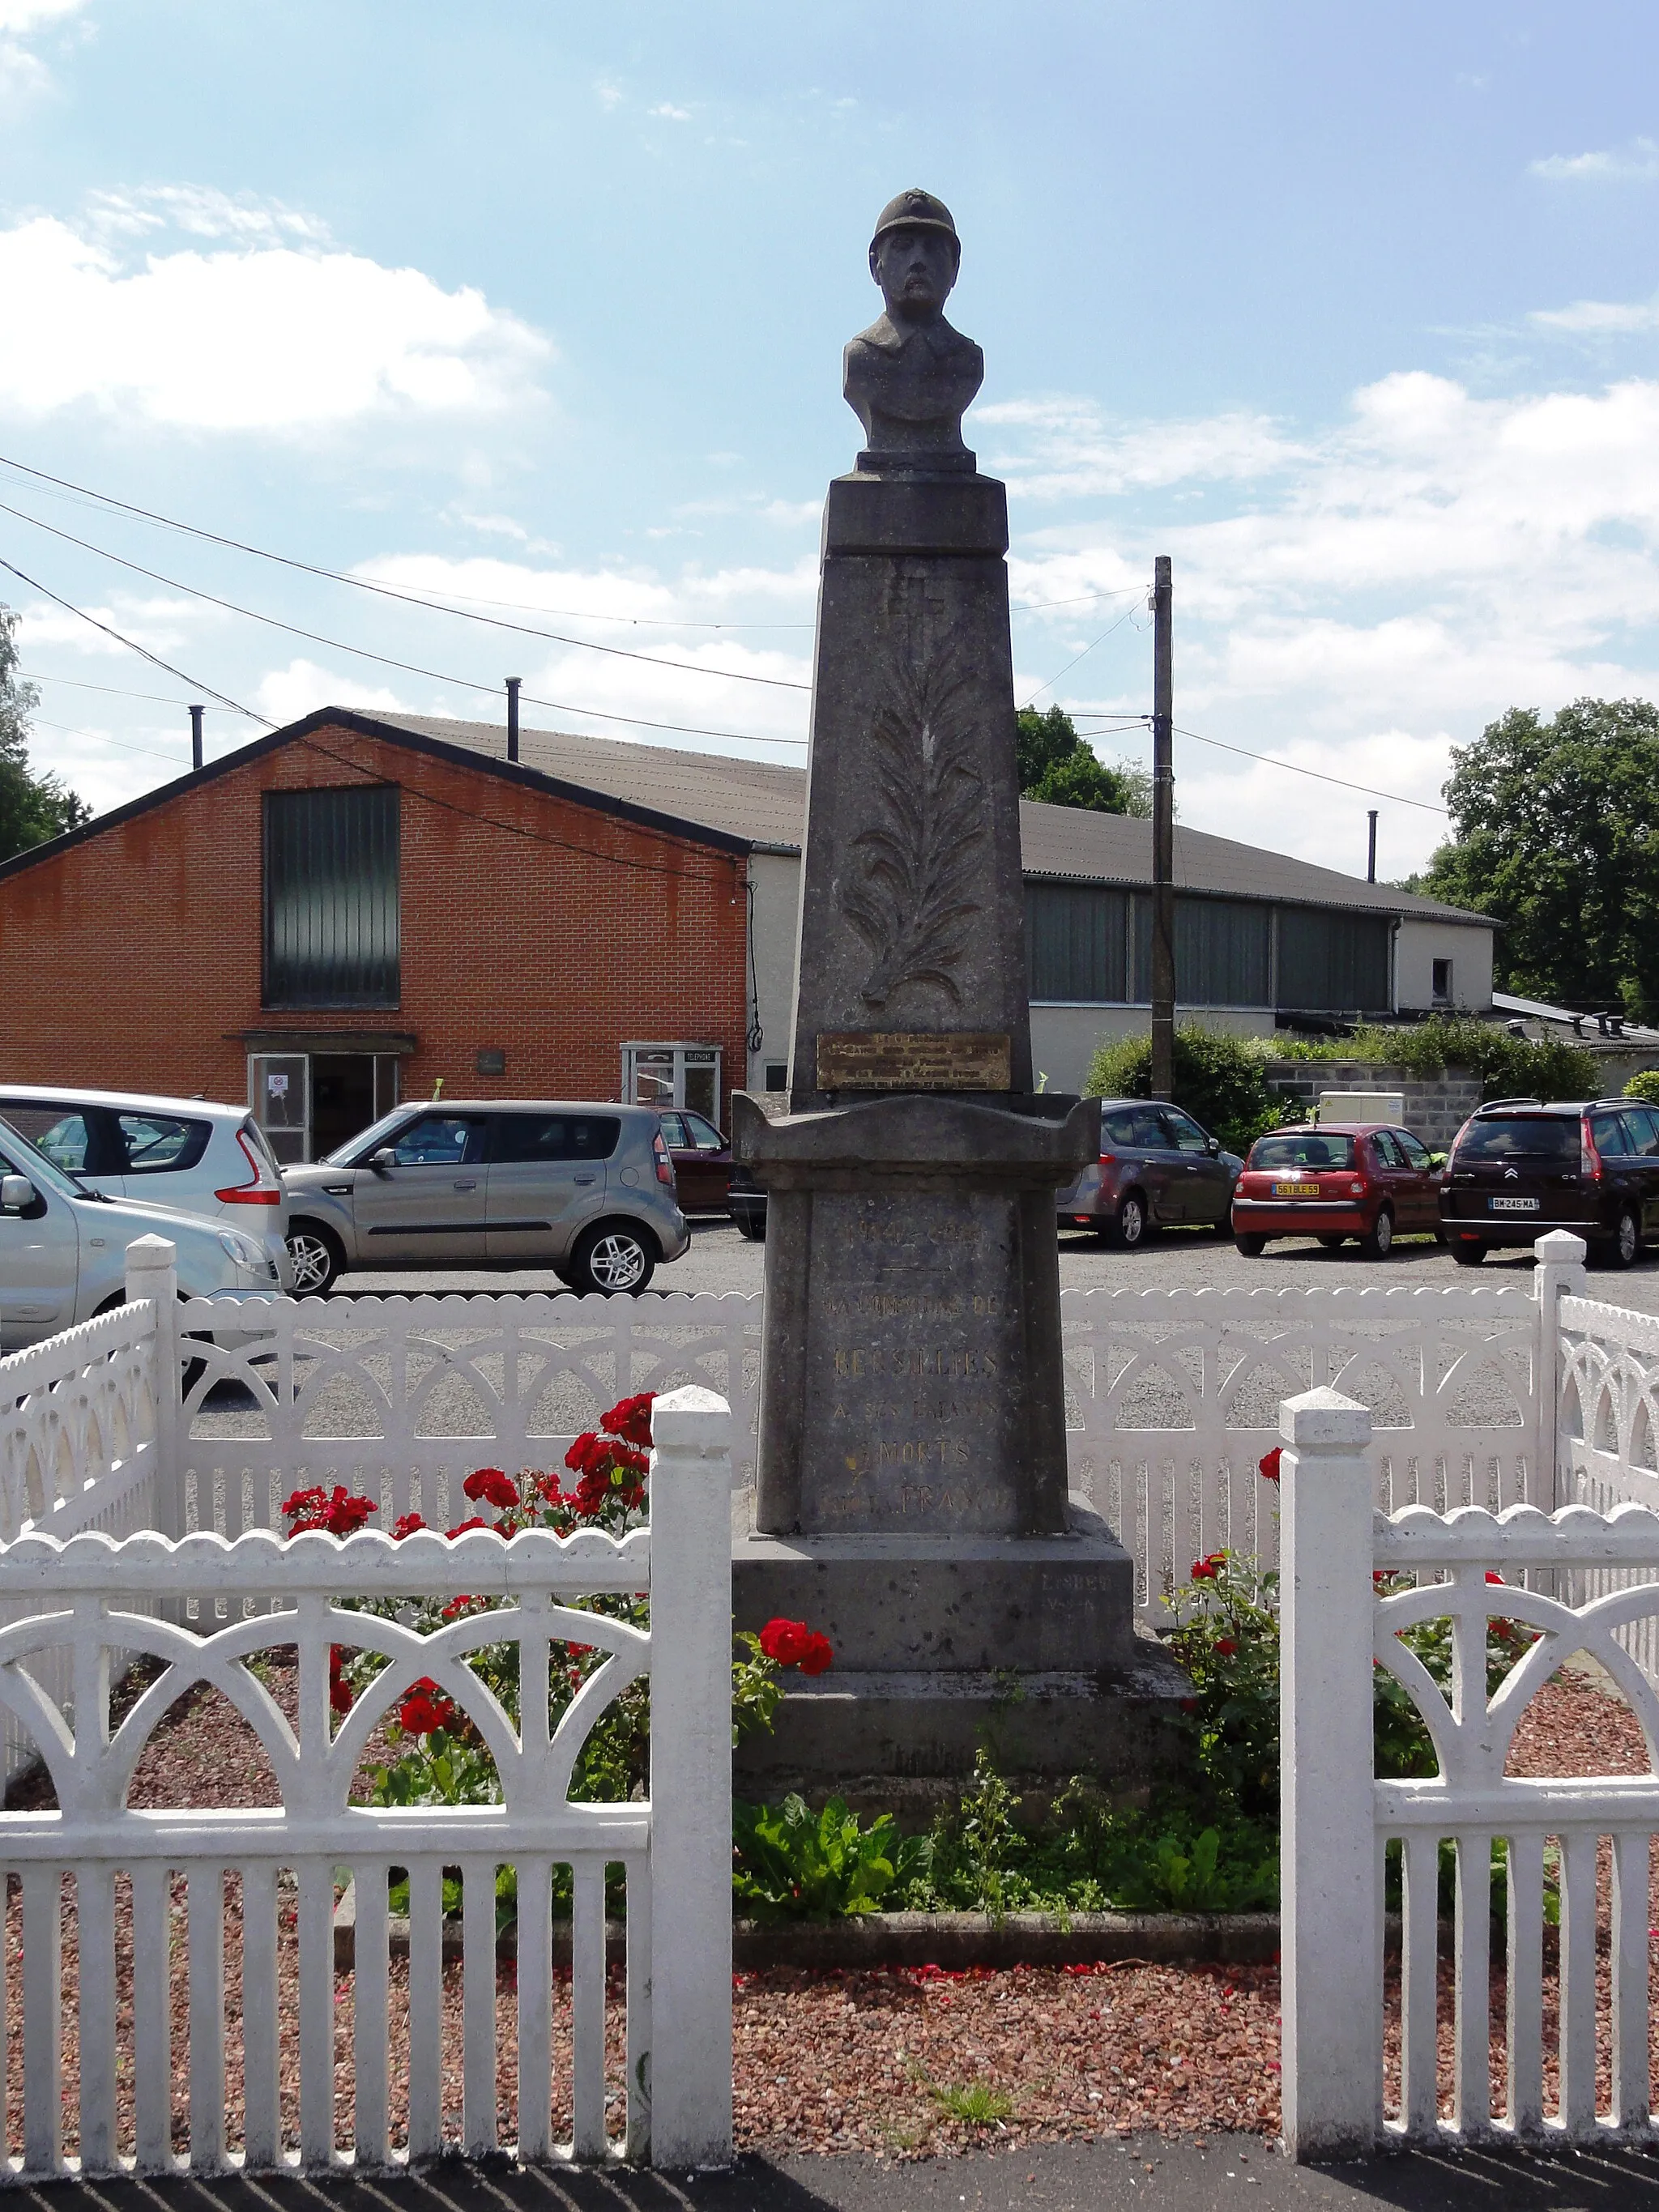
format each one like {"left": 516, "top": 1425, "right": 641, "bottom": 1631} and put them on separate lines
{"left": 335, "top": 1214, "right": 1659, "bottom": 1315}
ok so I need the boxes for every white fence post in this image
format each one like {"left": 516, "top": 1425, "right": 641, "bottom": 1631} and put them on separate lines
{"left": 1280, "top": 1384, "right": 1379, "bottom": 2163}
{"left": 646, "top": 1383, "right": 733, "bottom": 2169}
{"left": 124, "top": 1237, "right": 181, "bottom": 1539}
{"left": 1531, "top": 1230, "right": 1586, "bottom": 1513}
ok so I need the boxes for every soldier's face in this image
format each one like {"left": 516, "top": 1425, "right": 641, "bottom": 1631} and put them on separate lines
{"left": 871, "top": 227, "right": 957, "bottom": 317}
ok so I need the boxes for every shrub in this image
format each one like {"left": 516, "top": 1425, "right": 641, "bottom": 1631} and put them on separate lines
{"left": 1625, "top": 1070, "right": 1659, "bottom": 1108}
{"left": 1084, "top": 1025, "right": 1284, "bottom": 1154}
{"left": 1273, "top": 1014, "right": 1598, "bottom": 1103}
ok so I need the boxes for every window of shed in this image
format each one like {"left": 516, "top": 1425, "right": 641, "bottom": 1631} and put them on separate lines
{"left": 262, "top": 786, "right": 400, "bottom": 1008}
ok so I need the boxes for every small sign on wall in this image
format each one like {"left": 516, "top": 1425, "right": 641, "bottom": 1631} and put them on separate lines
{"left": 267, "top": 1072, "right": 289, "bottom": 1097}
{"left": 476, "top": 1048, "right": 506, "bottom": 1076}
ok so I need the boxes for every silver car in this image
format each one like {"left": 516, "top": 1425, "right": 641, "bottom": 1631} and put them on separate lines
{"left": 0, "top": 1119, "right": 284, "bottom": 1352}
{"left": 281, "top": 1100, "right": 691, "bottom": 1297}
{"left": 0, "top": 1085, "right": 291, "bottom": 1288}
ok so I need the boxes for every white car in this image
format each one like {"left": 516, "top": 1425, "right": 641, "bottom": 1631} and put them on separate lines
{"left": 0, "top": 1085, "right": 290, "bottom": 1287}
{"left": 0, "top": 1118, "right": 284, "bottom": 1353}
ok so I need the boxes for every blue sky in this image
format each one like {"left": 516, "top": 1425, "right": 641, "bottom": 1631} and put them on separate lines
{"left": 4, "top": 1, "right": 1659, "bottom": 876}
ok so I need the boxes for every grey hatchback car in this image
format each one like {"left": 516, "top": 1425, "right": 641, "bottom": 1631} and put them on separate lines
{"left": 281, "top": 1101, "right": 690, "bottom": 1296}
{"left": 1055, "top": 1097, "right": 1243, "bottom": 1248}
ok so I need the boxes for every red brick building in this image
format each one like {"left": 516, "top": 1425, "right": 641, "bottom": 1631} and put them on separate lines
{"left": 0, "top": 708, "right": 759, "bottom": 1161}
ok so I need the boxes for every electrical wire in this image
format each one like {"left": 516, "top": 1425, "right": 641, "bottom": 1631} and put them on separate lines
{"left": 23, "top": 669, "right": 251, "bottom": 713}
{"left": 1168, "top": 723, "right": 1448, "bottom": 815}
{"left": 0, "top": 485, "right": 808, "bottom": 692}
{"left": 0, "top": 555, "right": 267, "bottom": 722}
{"left": 3, "top": 542, "right": 808, "bottom": 748}
{"left": 31, "top": 716, "right": 190, "bottom": 765}
{"left": 1019, "top": 601, "right": 1146, "bottom": 710}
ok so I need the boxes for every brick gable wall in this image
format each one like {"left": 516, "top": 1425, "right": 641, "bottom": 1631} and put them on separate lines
{"left": 0, "top": 722, "right": 750, "bottom": 1118}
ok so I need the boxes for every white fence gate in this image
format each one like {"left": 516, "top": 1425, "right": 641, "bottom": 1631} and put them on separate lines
{"left": 1281, "top": 1379, "right": 1659, "bottom": 2159}
{"left": 0, "top": 1384, "right": 733, "bottom": 2180}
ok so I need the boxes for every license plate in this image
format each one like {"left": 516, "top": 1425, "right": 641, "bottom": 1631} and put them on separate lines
{"left": 1273, "top": 1181, "right": 1320, "bottom": 1199}
{"left": 1489, "top": 1196, "right": 1540, "bottom": 1213}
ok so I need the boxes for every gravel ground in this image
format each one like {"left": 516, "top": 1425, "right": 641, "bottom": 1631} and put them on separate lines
{"left": 331, "top": 1215, "right": 1659, "bottom": 1309}
{"left": 6, "top": 1664, "right": 1654, "bottom": 2162}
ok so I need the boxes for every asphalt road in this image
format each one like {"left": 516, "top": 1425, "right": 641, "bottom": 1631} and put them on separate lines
{"left": 36, "top": 2140, "right": 1659, "bottom": 2210}
{"left": 336, "top": 1214, "right": 1659, "bottom": 1315}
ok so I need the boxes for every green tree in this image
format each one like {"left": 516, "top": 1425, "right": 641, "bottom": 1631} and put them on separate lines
{"left": 1016, "top": 705, "right": 1149, "bottom": 815}
{"left": 0, "top": 605, "right": 89, "bottom": 863}
{"left": 1422, "top": 699, "right": 1659, "bottom": 1020}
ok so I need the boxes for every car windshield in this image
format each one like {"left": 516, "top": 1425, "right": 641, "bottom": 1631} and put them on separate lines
{"left": 0, "top": 1115, "right": 89, "bottom": 1201}
{"left": 323, "top": 1107, "right": 414, "bottom": 1166}
{"left": 1456, "top": 1116, "right": 1579, "bottom": 1161}
{"left": 1250, "top": 1132, "right": 1357, "bottom": 1170}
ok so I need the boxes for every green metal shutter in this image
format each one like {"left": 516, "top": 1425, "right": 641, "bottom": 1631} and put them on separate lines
{"left": 262, "top": 786, "right": 400, "bottom": 1008}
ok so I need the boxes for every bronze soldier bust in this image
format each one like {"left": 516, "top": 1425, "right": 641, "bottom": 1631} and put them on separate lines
{"left": 844, "top": 189, "right": 983, "bottom": 472}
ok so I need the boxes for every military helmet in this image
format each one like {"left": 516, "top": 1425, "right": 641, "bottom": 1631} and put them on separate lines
{"left": 869, "top": 189, "right": 960, "bottom": 256}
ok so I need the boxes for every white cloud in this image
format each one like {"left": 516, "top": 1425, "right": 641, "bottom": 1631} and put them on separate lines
{"left": 0, "top": 0, "right": 83, "bottom": 27}
{"left": 980, "top": 398, "right": 1304, "bottom": 498}
{"left": 1532, "top": 292, "right": 1659, "bottom": 335}
{"left": 648, "top": 102, "right": 691, "bottom": 121}
{"left": 0, "top": 0, "right": 84, "bottom": 111}
{"left": 254, "top": 659, "right": 411, "bottom": 726}
{"left": 0, "top": 198, "right": 550, "bottom": 432}
{"left": 1530, "top": 136, "right": 1659, "bottom": 181}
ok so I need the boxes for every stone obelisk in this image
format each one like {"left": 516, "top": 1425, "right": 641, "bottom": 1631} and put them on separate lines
{"left": 731, "top": 193, "right": 1185, "bottom": 1803}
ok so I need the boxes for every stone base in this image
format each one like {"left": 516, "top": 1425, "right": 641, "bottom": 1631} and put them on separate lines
{"left": 732, "top": 1638, "right": 1192, "bottom": 1819}
{"left": 731, "top": 1493, "right": 1136, "bottom": 1671}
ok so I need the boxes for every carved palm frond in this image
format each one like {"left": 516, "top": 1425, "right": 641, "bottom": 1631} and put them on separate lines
{"left": 841, "top": 630, "right": 988, "bottom": 1008}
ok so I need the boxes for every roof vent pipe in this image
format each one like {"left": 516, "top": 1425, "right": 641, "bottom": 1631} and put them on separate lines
{"left": 190, "top": 704, "right": 204, "bottom": 773}
{"left": 1366, "top": 808, "right": 1378, "bottom": 884}
{"left": 505, "top": 676, "right": 521, "bottom": 763}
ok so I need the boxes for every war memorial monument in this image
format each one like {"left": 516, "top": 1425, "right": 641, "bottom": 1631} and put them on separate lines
{"left": 731, "top": 192, "right": 1186, "bottom": 1804}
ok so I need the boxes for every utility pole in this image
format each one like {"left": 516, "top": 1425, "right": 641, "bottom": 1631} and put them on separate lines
{"left": 1150, "top": 555, "right": 1175, "bottom": 1102}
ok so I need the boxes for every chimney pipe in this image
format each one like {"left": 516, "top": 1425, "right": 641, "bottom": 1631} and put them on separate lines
{"left": 505, "top": 677, "right": 521, "bottom": 763}
{"left": 1366, "top": 808, "right": 1378, "bottom": 884}
{"left": 190, "top": 704, "right": 204, "bottom": 773}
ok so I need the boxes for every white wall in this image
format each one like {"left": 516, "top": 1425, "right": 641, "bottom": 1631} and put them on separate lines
{"left": 1029, "top": 1005, "right": 1278, "bottom": 1096}
{"left": 1395, "top": 918, "right": 1495, "bottom": 1012}
{"left": 745, "top": 850, "right": 801, "bottom": 1089}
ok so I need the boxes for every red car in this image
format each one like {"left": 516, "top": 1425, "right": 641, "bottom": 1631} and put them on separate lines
{"left": 1231, "top": 1122, "right": 1441, "bottom": 1259}
{"left": 656, "top": 1109, "right": 733, "bottom": 1213}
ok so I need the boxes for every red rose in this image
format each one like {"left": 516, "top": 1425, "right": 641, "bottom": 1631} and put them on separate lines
{"left": 759, "top": 1617, "right": 812, "bottom": 1665}
{"left": 797, "top": 1631, "right": 834, "bottom": 1677}
{"left": 392, "top": 1511, "right": 427, "bottom": 1539}
{"left": 282, "top": 1484, "right": 376, "bottom": 1536}
{"left": 398, "top": 1677, "right": 454, "bottom": 1737}
{"left": 600, "top": 1392, "right": 656, "bottom": 1448}
{"left": 446, "top": 1515, "right": 488, "bottom": 1539}
{"left": 330, "top": 1677, "right": 353, "bottom": 1714}
{"left": 565, "top": 1432, "right": 604, "bottom": 1476}
{"left": 464, "top": 1468, "right": 522, "bottom": 1511}
{"left": 1485, "top": 1570, "right": 1506, "bottom": 1586}
{"left": 1215, "top": 1638, "right": 1238, "bottom": 1658}
{"left": 1190, "top": 1558, "right": 1218, "bottom": 1583}
{"left": 1180, "top": 1697, "right": 1199, "bottom": 1715}
{"left": 1257, "top": 1447, "right": 1282, "bottom": 1484}
{"left": 440, "top": 1595, "right": 479, "bottom": 1620}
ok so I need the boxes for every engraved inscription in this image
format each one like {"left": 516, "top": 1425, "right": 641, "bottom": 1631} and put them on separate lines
{"left": 817, "top": 1031, "right": 1012, "bottom": 1091}
{"left": 800, "top": 1189, "right": 1024, "bottom": 1535}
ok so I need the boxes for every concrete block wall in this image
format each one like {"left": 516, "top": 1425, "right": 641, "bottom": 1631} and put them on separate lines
{"left": 1265, "top": 1059, "right": 1482, "bottom": 1151}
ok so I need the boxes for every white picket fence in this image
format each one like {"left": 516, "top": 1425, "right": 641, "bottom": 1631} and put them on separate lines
{"left": 0, "top": 1383, "right": 733, "bottom": 2179}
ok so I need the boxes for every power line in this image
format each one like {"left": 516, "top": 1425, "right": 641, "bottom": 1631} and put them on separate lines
{"left": 1170, "top": 722, "right": 1448, "bottom": 814}
{"left": 0, "top": 483, "right": 808, "bottom": 692}
{"left": 32, "top": 715, "right": 190, "bottom": 765}
{"left": 23, "top": 669, "right": 252, "bottom": 713}
{"left": 1020, "top": 601, "right": 1146, "bottom": 710}
{"left": 0, "top": 556, "right": 266, "bottom": 722}
{"left": 2, "top": 523, "right": 810, "bottom": 748}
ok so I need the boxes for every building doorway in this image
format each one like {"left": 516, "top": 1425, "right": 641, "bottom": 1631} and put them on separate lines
{"left": 621, "top": 1042, "right": 723, "bottom": 1123}
{"left": 249, "top": 1051, "right": 399, "bottom": 1163}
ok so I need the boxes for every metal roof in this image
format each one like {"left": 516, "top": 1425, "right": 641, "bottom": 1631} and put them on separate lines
{"left": 382, "top": 711, "right": 1487, "bottom": 927}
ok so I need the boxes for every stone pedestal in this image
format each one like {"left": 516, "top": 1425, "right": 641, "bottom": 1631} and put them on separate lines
{"left": 731, "top": 194, "right": 1190, "bottom": 1806}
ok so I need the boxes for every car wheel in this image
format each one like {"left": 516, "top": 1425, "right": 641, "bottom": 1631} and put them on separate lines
{"left": 1358, "top": 1208, "right": 1395, "bottom": 1260}
{"left": 1112, "top": 1191, "right": 1151, "bottom": 1250}
{"left": 1317, "top": 1234, "right": 1346, "bottom": 1251}
{"left": 733, "top": 1210, "right": 766, "bottom": 1242}
{"left": 1605, "top": 1206, "right": 1641, "bottom": 1270}
{"left": 569, "top": 1221, "right": 658, "bottom": 1296}
{"left": 1234, "top": 1234, "right": 1268, "bottom": 1257}
{"left": 287, "top": 1221, "right": 343, "bottom": 1298}
{"left": 1449, "top": 1238, "right": 1486, "bottom": 1267}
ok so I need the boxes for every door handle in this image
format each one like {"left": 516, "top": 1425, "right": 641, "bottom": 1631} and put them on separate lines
{"left": 574, "top": 1174, "right": 597, "bottom": 1186}
{"left": 454, "top": 1178, "right": 478, "bottom": 1191}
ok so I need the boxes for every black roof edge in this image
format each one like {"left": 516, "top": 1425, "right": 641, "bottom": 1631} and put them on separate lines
{"left": 0, "top": 705, "right": 755, "bottom": 887}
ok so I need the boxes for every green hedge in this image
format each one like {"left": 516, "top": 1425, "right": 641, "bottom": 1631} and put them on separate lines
{"left": 1083, "top": 1026, "right": 1283, "bottom": 1155}
{"left": 1626, "top": 1071, "right": 1659, "bottom": 1107}
{"left": 1274, "top": 1016, "right": 1598, "bottom": 1104}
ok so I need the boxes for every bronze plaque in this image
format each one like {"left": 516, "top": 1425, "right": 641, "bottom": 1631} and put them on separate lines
{"left": 817, "top": 1031, "right": 1012, "bottom": 1091}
